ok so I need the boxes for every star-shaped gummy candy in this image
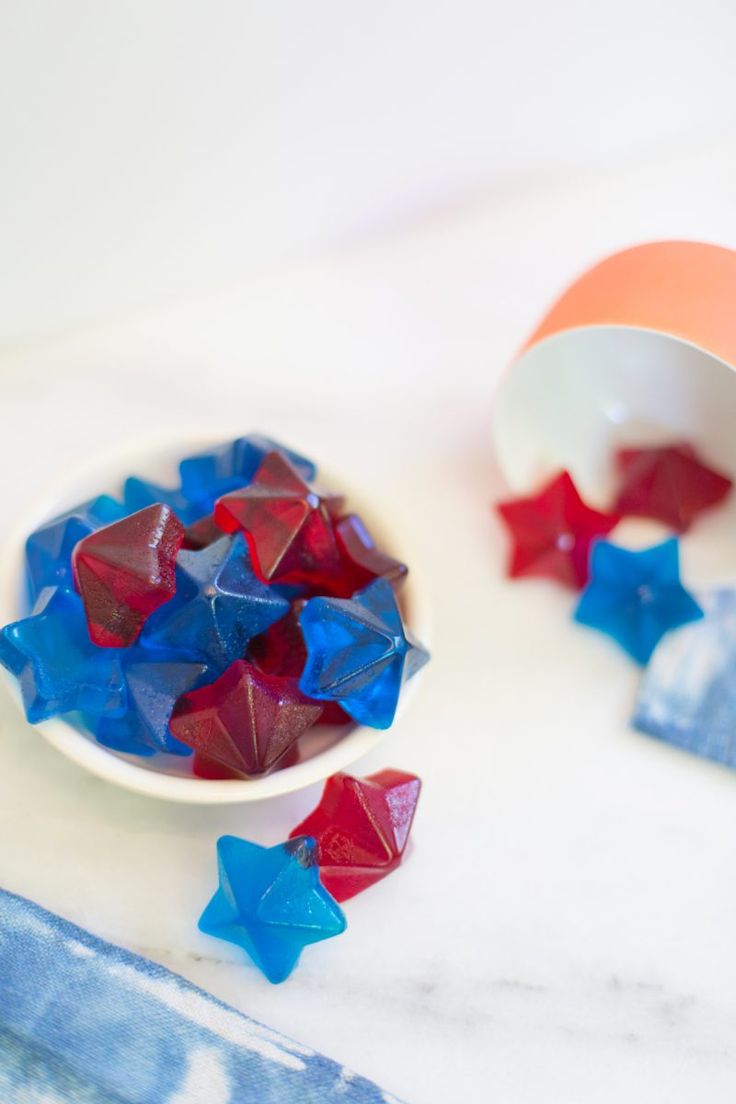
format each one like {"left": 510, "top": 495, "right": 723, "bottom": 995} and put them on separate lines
{"left": 25, "top": 495, "right": 128, "bottom": 602}
{"left": 141, "top": 534, "right": 288, "bottom": 673}
{"left": 613, "top": 443, "right": 732, "bottom": 531}
{"left": 0, "top": 587, "right": 126, "bottom": 722}
{"left": 324, "top": 514, "right": 408, "bottom": 598}
{"left": 72, "top": 504, "right": 185, "bottom": 647}
{"left": 199, "top": 835, "right": 346, "bottom": 983}
{"left": 179, "top": 435, "right": 316, "bottom": 513}
{"left": 574, "top": 538, "right": 703, "bottom": 664}
{"left": 214, "top": 452, "right": 342, "bottom": 587}
{"left": 290, "top": 769, "right": 421, "bottom": 901}
{"left": 496, "top": 471, "right": 619, "bottom": 589}
{"left": 169, "top": 659, "right": 323, "bottom": 776}
{"left": 298, "top": 578, "right": 429, "bottom": 729}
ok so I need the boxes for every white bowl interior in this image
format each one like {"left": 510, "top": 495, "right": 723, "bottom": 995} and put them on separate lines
{"left": 492, "top": 325, "right": 736, "bottom": 507}
{"left": 0, "top": 436, "right": 429, "bottom": 803}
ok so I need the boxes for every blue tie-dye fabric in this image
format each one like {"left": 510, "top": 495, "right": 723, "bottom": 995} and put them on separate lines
{"left": 632, "top": 587, "right": 736, "bottom": 767}
{"left": 0, "top": 887, "right": 404, "bottom": 1104}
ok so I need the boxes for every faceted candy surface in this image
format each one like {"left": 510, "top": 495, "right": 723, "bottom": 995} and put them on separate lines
{"left": 169, "top": 659, "right": 322, "bottom": 776}
{"left": 73, "top": 504, "right": 185, "bottom": 647}
{"left": 298, "top": 578, "right": 429, "bottom": 729}
{"left": 290, "top": 769, "right": 421, "bottom": 901}
{"left": 141, "top": 534, "right": 288, "bottom": 673}
{"left": 89, "top": 654, "right": 208, "bottom": 756}
{"left": 326, "top": 514, "right": 408, "bottom": 598}
{"left": 214, "top": 452, "right": 341, "bottom": 587}
{"left": 574, "top": 538, "right": 703, "bottom": 664}
{"left": 179, "top": 435, "right": 317, "bottom": 513}
{"left": 199, "top": 835, "right": 346, "bottom": 983}
{"left": 613, "top": 443, "right": 732, "bottom": 531}
{"left": 181, "top": 513, "right": 224, "bottom": 551}
{"left": 0, "top": 587, "right": 126, "bottom": 722}
{"left": 25, "top": 495, "right": 128, "bottom": 602}
{"left": 496, "top": 471, "right": 619, "bottom": 589}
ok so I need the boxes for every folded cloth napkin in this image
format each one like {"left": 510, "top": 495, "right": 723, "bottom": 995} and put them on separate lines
{"left": 0, "top": 887, "right": 403, "bottom": 1104}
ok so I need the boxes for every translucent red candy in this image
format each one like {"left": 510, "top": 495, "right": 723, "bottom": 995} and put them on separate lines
{"left": 324, "top": 514, "right": 408, "bottom": 598}
{"left": 290, "top": 769, "right": 421, "bottom": 901}
{"left": 72, "top": 504, "right": 184, "bottom": 647}
{"left": 169, "top": 659, "right": 323, "bottom": 777}
{"left": 496, "top": 471, "right": 619, "bottom": 589}
{"left": 613, "top": 443, "right": 732, "bottom": 532}
{"left": 213, "top": 452, "right": 341, "bottom": 587}
{"left": 247, "top": 604, "right": 353, "bottom": 726}
{"left": 181, "top": 513, "right": 224, "bottom": 550}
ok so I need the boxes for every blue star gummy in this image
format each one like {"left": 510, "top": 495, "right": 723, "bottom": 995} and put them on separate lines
{"left": 298, "top": 578, "right": 429, "bottom": 729}
{"left": 574, "top": 537, "right": 703, "bottom": 665}
{"left": 199, "top": 835, "right": 346, "bottom": 983}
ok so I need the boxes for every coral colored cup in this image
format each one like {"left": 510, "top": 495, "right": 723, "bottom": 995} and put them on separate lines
{"left": 492, "top": 241, "right": 736, "bottom": 505}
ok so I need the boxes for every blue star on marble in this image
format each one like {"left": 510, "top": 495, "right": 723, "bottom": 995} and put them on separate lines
{"left": 298, "top": 578, "right": 430, "bottom": 729}
{"left": 0, "top": 587, "right": 127, "bottom": 723}
{"left": 199, "top": 835, "right": 346, "bottom": 984}
{"left": 179, "top": 435, "right": 317, "bottom": 513}
{"left": 86, "top": 652, "right": 208, "bottom": 756}
{"left": 632, "top": 587, "right": 736, "bottom": 767}
{"left": 122, "top": 477, "right": 204, "bottom": 526}
{"left": 25, "top": 495, "right": 128, "bottom": 602}
{"left": 140, "top": 533, "right": 289, "bottom": 672}
{"left": 574, "top": 538, "right": 703, "bottom": 665}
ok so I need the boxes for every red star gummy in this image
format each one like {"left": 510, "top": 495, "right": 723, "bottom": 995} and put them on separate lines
{"left": 213, "top": 452, "right": 341, "bottom": 587}
{"left": 613, "top": 443, "right": 732, "bottom": 532}
{"left": 289, "top": 769, "right": 421, "bottom": 901}
{"left": 496, "top": 471, "right": 619, "bottom": 589}
{"left": 169, "top": 659, "right": 323, "bottom": 777}
{"left": 324, "top": 514, "right": 408, "bottom": 598}
{"left": 72, "top": 504, "right": 184, "bottom": 647}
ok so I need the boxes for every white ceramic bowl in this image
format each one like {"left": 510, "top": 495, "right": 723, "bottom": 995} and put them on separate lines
{"left": 0, "top": 436, "right": 430, "bottom": 803}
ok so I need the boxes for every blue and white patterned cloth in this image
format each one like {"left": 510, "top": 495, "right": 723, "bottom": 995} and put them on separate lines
{"left": 632, "top": 587, "right": 736, "bottom": 767}
{"left": 0, "top": 887, "right": 404, "bottom": 1104}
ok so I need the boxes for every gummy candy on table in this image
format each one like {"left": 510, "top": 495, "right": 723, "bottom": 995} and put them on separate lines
{"left": 72, "top": 504, "right": 185, "bottom": 648}
{"left": 574, "top": 537, "right": 704, "bottom": 665}
{"left": 324, "top": 514, "right": 408, "bottom": 598}
{"left": 169, "top": 659, "right": 323, "bottom": 776}
{"left": 88, "top": 652, "right": 208, "bottom": 756}
{"left": 214, "top": 452, "right": 342, "bottom": 587}
{"left": 141, "top": 534, "right": 289, "bottom": 673}
{"left": 613, "top": 443, "right": 733, "bottom": 532}
{"left": 290, "top": 769, "right": 421, "bottom": 901}
{"left": 122, "top": 477, "right": 205, "bottom": 526}
{"left": 179, "top": 435, "right": 317, "bottom": 513}
{"left": 496, "top": 471, "right": 620, "bottom": 589}
{"left": 298, "top": 578, "right": 429, "bottom": 730}
{"left": 0, "top": 587, "right": 127, "bottom": 723}
{"left": 199, "top": 835, "right": 346, "bottom": 983}
{"left": 24, "top": 495, "right": 128, "bottom": 603}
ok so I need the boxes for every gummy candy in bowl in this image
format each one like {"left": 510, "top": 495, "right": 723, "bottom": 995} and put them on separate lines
{"left": 0, "top": 435, "right": 430, "bottom": 804}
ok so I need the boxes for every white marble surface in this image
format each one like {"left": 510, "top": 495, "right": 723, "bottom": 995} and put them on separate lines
{"left": 3, "top": 140, "right": 736, "bottom": 1103}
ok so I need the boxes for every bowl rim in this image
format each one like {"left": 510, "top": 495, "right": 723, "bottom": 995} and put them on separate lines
{"left": 0, "top": 432, "right": 430, "bottom": 804}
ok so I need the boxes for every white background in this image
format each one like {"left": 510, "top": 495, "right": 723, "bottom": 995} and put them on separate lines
{"left": 3, "top": 5, "right": 736, "bottom": 1104}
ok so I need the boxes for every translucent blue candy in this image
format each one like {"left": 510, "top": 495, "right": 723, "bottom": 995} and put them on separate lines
{"left": 298, "top": 578, "right": 430, "bottom": 729}
{"left": 0, "top": 587, "right": 127, "bottom": 723}
{"left": 574, "top": 538, "right": 703, "bottom": 665}
{"left": 199, "top": 835, "right": 346, "bottom": 984}
{"left": 87, "top": 653, "right": 208, "bottom": 756}
{"left": 179, "top": 435, "right": 317, "bottom": 512}
{"left": 122, "top": 477, "right": 204, "bottom": 526}
{"left": 141, "top": 534, "right": 289, "bottom": 673}
{"left": 24, "top": 495, "right": 128, "bottom": 602}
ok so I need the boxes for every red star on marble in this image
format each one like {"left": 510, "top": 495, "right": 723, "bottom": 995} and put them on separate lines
{"left": 495, "top": 471, "right": 619, "bottom": 589}
{"left": 613, "top": 443, "right": 732, "bottom": 532}
{"left": 289, "top": 769, "right": 421, "bottom": 901}
{"left": 214, "top": 452, "right": 342, "bottom": 587}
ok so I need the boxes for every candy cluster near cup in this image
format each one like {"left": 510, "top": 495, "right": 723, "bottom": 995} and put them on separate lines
{"left": 0, "top": 435, "right": 429, "bottom": 782}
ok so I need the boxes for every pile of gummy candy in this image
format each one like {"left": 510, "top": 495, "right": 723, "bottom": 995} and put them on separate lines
{"left": 0, "top": 435, "right": 429, "bottom": 778}
{"left": 496, "top": 441, "right": 736, "bottom": 763}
